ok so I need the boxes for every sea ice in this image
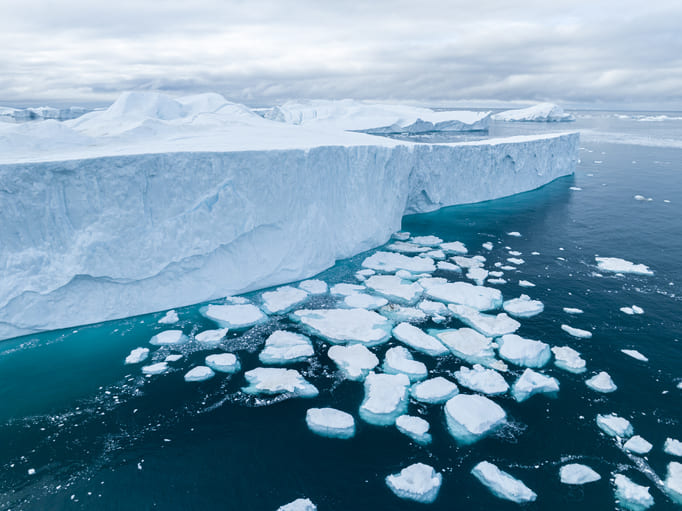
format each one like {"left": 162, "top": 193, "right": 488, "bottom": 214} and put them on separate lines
{"left": 362, "top": 252, "right": 436, "bottom": 274}
{"left": 512, "top": 368, "right": 559, "bottom": 402}
{"left": 184, "top": 366, "right": 215, "bottom": 382}
{"left": 125, "top": 347, "right": 149, "bottom": 364}
{"left": 623, "top": 435, "right": 653, "bottom": 455}
{"left": 364, "top": 275, "right": 424, "bottom": 305}
{"left": 551, "top": 346, "right": 587, "bottom": 373}
{"left": 392, "top": 322, "right": 448, "bottom": 356}
{"left": 449, "top": 305, "right": 520, "bottom": 338}
{"left": 471, "top": 461, "right": 537, "bottom": 503}
{"left": 452, "top": 256, "right": 484, "bottom": 269}
{"left": 507, "top": 257, "right": 525, "bottom": 265}
{"left": 305, "top": 408, "right": 355, "bottom": 439}
{"left": 631, "top": 305, "right": 644, "bottom": 314}
{"left": 487, "top": 278, "right": 507, "bottom": 285}
{"left": 586, "top": 371, "right": 617, "bottom": 393}
{"left": 455, "top": 365, "right": 509, "bottom": 396}
{"left": 386, "top": 241, "right": 431, "bottom": 254}
{"left": 493, "top": 103, "right": 574, "bottom": 122}
{"left": 142, "top": 362, "right": 168, "bottom": 375}
{"left": 596, "top": 413, "right": 633, "bottom": 438}
{"left": 563, "top": 307, "right": 584, "bottom": 314}
{"left": 329, "top": 283, "right": 365, "bottom": 296}
{"left": 259, "top": 331, "right": 314, "bottom": 365}
{"left": 298, "top": 279, "right": 328, "bottom": 295}
{"left": 396, "top": 414, "right": 432, "bottom": 444}
{"left": 621, "top": 349, "right": 648, "bottom": 362}
{"left": 291, "top": 308, "right": 393, "bottom": 346}
{"left": 383, "top": 346, "right": 428, "bottom": 382}
{"left": 665, "top": 462, "right": 682, "bottom": 503}
{"left": 417, "top": 276, "right": 448, "bottom": 290}
{"left": 425, "top": 249, "right": 445, "bottom": 260}
{"left": 425, "top": 282, "right": 502, "bottom": 311}
{"left": 507, "top": 232, "right": 522, "bottom": 237}
{"left": 518, "top": 280, "right": 535, "bottom": 287}
{"left": 359, "top": 372, "right": 411, "bottom": 425}
{"left": 201, "top": 303, "right": 266, "bottom": 330}
{"left": 664, "top": 438, "right": 682, "bottom": 457}
{"left": 261, "top": 286, "right": 309, "bottom": 314}
{"left": 195, "top": 328, "right": 228, "bottom": 347}
{"left": 158, "top": 310, "right": 179, "bottom": 324}
{"left": 444, "top": 394, "right": 506, "bottom": 444}
{"left": 497, "top": 334, "right": 551, "bottom": 368}
{"left": 559, "top": 464, "right": 601, "bottom": 485}
{"left": 165, "top": 354, "right": 182, "bottom": 362}
{"left": 437, "top": 261, "right": 461, "bottom": 272}
{"left": 562, "top": 324, "right": 592, "bottom": 339}
{"left": 385, "top": 463, "right": 442, "bottom": 504}
{"left": 440, "top": 241, "right": 468, "bottom": 254}
{"left": 277, "top": 498, "right": 317, "bottom": 511}
{"left": 149, "top": 330, "right": 188, "bottom": 346}
{"left": 410, "top": 377, "right": 459, "bottom": 404}
{"left": 613, "top": 474, "right": 654, "bottom": 510}
{"left": 595, "top": 257, "right": 654, "bottom": 276}
{"left": 467, "top": 267, "right": 489, "bottom": 286}
{"left": 378, "top": 304, "right": 427, "bottom": 323}
{"left": 434, "top": 328, "right": 505, "bottom": 370}
{"left": 205, "top": 353, "right": 241, "bottom": 373}
{"left": 503, "top": 295, "right": 544, "bottom": 318}
{"left": 242, "top": 368, "right": 318, "bottom": 398}
{"left": 343, "top": 293, "right": 388, "bottom": 310}
{"left": 327, "top": 344, "right": 379, "bottom": 381}
{"left": 482, "top": 242, "right": 494, "bottom": 250}
{"left": 417, "top": 300, "right": 449, "bottom": 318}
{"left": 411, "top": 235, "right": 442, "bottom": 246}
{"left": 393, "top": 231, "right": 411, "bottom": 241}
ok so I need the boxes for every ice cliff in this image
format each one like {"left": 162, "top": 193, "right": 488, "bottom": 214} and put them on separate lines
{"left": 0, "top": 92, "right": 578, "bottom": 339}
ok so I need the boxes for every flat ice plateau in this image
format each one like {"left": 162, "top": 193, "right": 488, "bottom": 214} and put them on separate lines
{"left": 0, "top": 91, "right": 578, "bottom": 339}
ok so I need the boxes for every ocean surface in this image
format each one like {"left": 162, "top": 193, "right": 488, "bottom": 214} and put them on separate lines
{"left": 1, "top": 112, "right": 681, "bottom": 510}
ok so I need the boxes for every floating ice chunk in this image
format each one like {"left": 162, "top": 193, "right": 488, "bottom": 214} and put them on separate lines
{"left": 158, "top": 310, "right": 179, "bottom": 324}
{"left": 261, "top": 286, "right": 309, "bottom": 314}
{"left": 343, "top": 293, "right": 388, "bottom": 310}
{"left": 242, "top": 368, "right": 318, "bottom": 398}
{"left": 507, "top": 232, "right": 522, "bottom": 237}
{"left": 385, "top": 463, "right": 442, "bottom": 504}
{"left": 149, "top": 330, "right": 188, "bottom": 346}
{"left": 597, "top": 413, "right": 633, "bottom": 438}
{"left": 512, "top": 368, "right": 559, "bottom": 402}
{"left": 489, "top": 271, "right": 504, "bottom": 278}
{"left": 471, "top": 461, "right": 537, "bottom": 503}
{"left": 125, "top": 347, "right": 149, "bottom": 364}
{"left": 560, "top": 464, "right": 601, "bottom": 485}
{"left": 434, "top": 328, "right": 506, "bottom": 370}
{"left": 493, "top": 103, "right": 574, "bottom": 122}
{"left": 586, "top": 371, "right": 617, "bottom": 393}
{"left": 508, "top": 250, "right": 522, "bottom": 256}
{"left": 503, "top": 295, "right": 544, "bottom": 318}
{"left": 487, "top": 278, "right": 507, "bottom": 285}
{"left": 452, "top": 256, "right": 484, "bottom": 269}
{"left": 624, "top": 435, "right": 653, "bottom": 455}
{"left": 621, "top": 307, "right": 635, "bottom": 315}
{"left": 205, "top": 353, "right": 241, "bottom": 373}
{"left": 305, "top": 408, "right": 355, "bottom": 439}
{"left": 531, "top": 251, "right": 540, "bottom": 255}
{"left": 437, "top": 261, "right": 461, "bottom": 272}
{"left": 418, "top": 300, "right": 449, "bottom": 318}
{"left": 500, "top": 265, "right": 517, "bottom": 271}
{"left": 497, "top": 334, "right": 551, "bottom": 368}
{"left": 27, "top": 468, "right": 36, "bottom": 475}
{"left": 165, "top": 354, "right": 182, "bottom": 362}
{"left": 665, "top": 462, "right": 682, "bottom": 504}
{"left": 393, "top": 231, "right": 411, "bottom": 241}
{"left": 425, "top": 249, "right": 445, "bottom": 260}
{"left": 330, "top": 283, "right": 365, "bottom": 296}
{"left": 614, "top": 474, "right": 654, "bottom": 510}
{"left": 563, "top": 307, "right": 584, "bottom": 314}
{"left": 184, "top": 366, "right": 215, "bottom": 382}
{"left": 142, "top": 362, "right": 168, "bottom": 375}
{"left": 386, "top": 241, "right": 431, "bottom": 254}
{"left": 570, "top": 186, "right": 582, "bottom": 191}
{"left": 518, "top": 280, "right": 535, "bottom": 287}
{"left": 441, "top": 241, "right": 468, "bottom": 255}
{"left": 595, "top": 257, "right": 654, "bottom": 276}
{"left": 450, "top": 305, "right": 520, "bottom": 338}
{"left": 362, "top": 251, "right": 436, "bottom": 274}
{"left": 378, "top": 304, "right": 427, "bottom": 323}
{"left": 634, "top": 194, "right": 651, "bottom": 201}
{"left": 562, "top": 324, "right": 592, "bottom": 339}
{"left": 631, "top": 305, "right": 644, "bottom": 314}
{"left": 426, "top": 282, "right": 502, "bottom": 311}
{"left": 383, "top": 346, "right": 428, "bottom": 382}
{"left": 621, "top": 349, "right": 648, "bottom": 362}
{"left": 552, "top": 346, "right": 586, "bottom": 373}
{"left": 482, "top": 242, "right": 494, "bottom": 251}
{"left": 277, "top": 498, "right": 317, "bottom": 511}
{"left": 195, "top": 328, "right": 228, "bottom": 347}
{"left": 467, "top": 267, "right": 489, "bottom": 286}
{"left": 201, "top": 303, "right": 266, "bottom": 329}
{"left": 664, "top": 438, "right": 682, "bottom": 456}
{"left": 299, "top": 279, "right": 328, "bottom": 295}
{"left": 392, "top": 322, "right": 448, "bottom": 356}
{"left": 444, "top": 394, "right": 506, "bottom": 444}
{"left": 455, "top": 364, "right": 509, "bottom": 396}
{"left": 507, "top": 257, "right": 525, "bottom": 265}
{"left": 359, "top": 372, "right": 410, "bottom": 425}
{"left": 328, "top": 344, "right": 378, "bottom": 381}
{"left": 410, "top": 377, "right": 459, "bottom": 404}
{"left": 417, "top": 276, "right": 447, "bottom": 290}
{"left": 259, "top": 331, "right": 314, "bottom": 365}
{"left": 291, "top": 308, "right": 393, "bottom": 346}
{"left": 396, "top": 415, "right": 432, "bottom": 445}
{"left": 364, "top": 275, "right": 423, "bottom": 305}
{"left": 411, "top": 235, "right": 443, "bottom": 246}
{"left": 355, "top": 269, "right": 376, "bottom": 281}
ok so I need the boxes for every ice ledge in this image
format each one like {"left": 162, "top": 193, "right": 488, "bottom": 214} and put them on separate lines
{"left": 0, "top": 133, "right": 578, "bottom": 339}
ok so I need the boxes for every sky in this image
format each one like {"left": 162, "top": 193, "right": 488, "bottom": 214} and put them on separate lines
{"left": 2, "top": 0, "right": 682, "bottom": 109}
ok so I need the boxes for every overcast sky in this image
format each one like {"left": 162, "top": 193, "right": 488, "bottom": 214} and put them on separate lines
{"left": 2, "top": 0, "right": 681, "bottom": 109}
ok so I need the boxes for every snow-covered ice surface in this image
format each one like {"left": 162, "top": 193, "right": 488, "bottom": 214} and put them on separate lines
{"left": 454, "top": 364, "right": 509, "bottom": 396}
{"left": 183, "top": 366, "right": 215, "bottom": 382}
{"left": 471, "top": 461, "right": 537, "bottom": 503}
{"left": 125, "top": 347, "right": 149, "bottom": 364}
{"left": 343, "top": 293, "right": 388, "bottom": 310}
{"left": 141, "top": 362, "right": 168, "bottom": 375}
{"left": 359, "top": 372, "right": 411, "bottom": 426}
{"left": 434, "top": 328, "right": 505, "bottom": 370}
{"left": 242, "top": 368, "right": 318, "bottom": 398}
{"left": 158, "top": 310, "right": 179, "bottom": 324}
{"left": 613, "top": 474, "right": 654, "bottom": 510}
{"left": 492, "top": 103, "right": 575, "bottom": 122}
{"left": 595, "top": 257, "right": 654, "bottom": 276}
{"left": 448, "top": 305, "right": 520, "bottom": 338}
{"left": 665, "top": 462, "right": 682, "bottom": 503}
{"left": 327, "top": 344, "right": 379, "bottom": 381}
{"left": 511, "top": 368, "right": 559, "bottom": 402}
{"left": 258, "top": 331, "right": 314, "bottom": 365}
{"left": 305, "top": 408, "right": 355, "bottom": 439}
{"left": 395, "top": 415, "right": 432, "bottom": 445}
{"left": 205, "top": 353, "right": 241, "bottom": 373}
{"left": 410, "top": 377, "right": 459, "bottom": 404}
{"left": 362, "top": 252, "right": 435, "bottom": 274}
{"left": 623, "top": 436, "right": 653, "bottom": 455}
{"left": 298, "top": 279, "right": 328, "bottom": 295}
{"left": 260, "top": 286, "right": 309, "bottom": 315}
{"left": 149, "top": 330, "right": 188, "bottom": 346}
{"left": 561, "top": 324, "right": 593, "bottom": 339}
{"left": 586, "top": 371, "right": 617, "bottom": 393}
{"left": 502, "top": 295, "right": 544, "bottom": 318}
{"left": 597, "top": 413, "right": 633, "bottom": 438}
{"left": 392, "top": 322, "right": 448, "bottom": 356}
{"left": 444, "top": 394, "right": 506, "bottom": 444}
{"left": 664, "top": 438, "right": 682, "bottom": 457}
{"left": 382, "top": 346, "right": 428, "bottom": 382}
{"left": 425, "top": 282, "right": 502, "bottom": 311}
{"left": 364, "top": 275, "right": 423, "bottom": 305}
{"left": 201, "top": 304, "right": 266, "bottom": 330}
{"left": 194, "top": 328, "right": 228, "bottom": 347}
{"left": 497, "top": 334, "right": 551, "bottom": 368}
{"left": 385, "top": 463, "right": 442, "bottom": 504}
{"left": 291, "top": 309, "right": 392, "bottom": 346}
{"left": 277, "top": 498, "right": 317, "bottom": 511}
{"left": 559, "top": 464, "right": 601, "bottom": 485}
{"left": 552, "top": 346, "right": 587, "bottom": 373}
{"left": 621, "top": 349, "right": 648, "bottom": 362}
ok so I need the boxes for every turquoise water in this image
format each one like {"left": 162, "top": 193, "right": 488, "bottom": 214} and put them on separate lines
{"left": 1, "top": 117, "right": 682, "bottom": 510}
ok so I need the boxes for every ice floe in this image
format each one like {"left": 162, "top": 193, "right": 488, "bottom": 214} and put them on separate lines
{"left": 425, "top": 249, "right": 445, "bottom": 260}
{"left": 507, "top": 232, "right": 522, "bottom": 237}
{"left": 184, "top": 366, "right": 215, "bottom": 382}
{"left": 158, "top": 310, "right": 179, "bottom": 324}
{"left": 392, "top": 322, "right": 448, "bottom": 356}
{"left": 586, "top": 371, "right": 617, "bottom": 393}
{"left": 362, "top": 252, "right": 436, "bottom": 274}
{"left": 597, "top": 413, "right": 633, "bottom": 438}
{"left": 327, "top": 344, "right": 379, "bottom": 381}
{"left": 386, "top": 241, "right": 431, "bottom": 254}
{"left": 441, "top": 241, "right": 468, "bottom": 254}
{"left": 165, "top": 354, "right": 182, "bottom": 362}
{"left": 512, "top": 368, "right": 559, "bottom": 402}
{"left": 343, "top": 293, "right": 388, "bottom": 310}
{"left": 444, "top": 394, "right": 506, "bottom": 444}
{"left": 507, "top": 257, "right": 525, "bottom": 265}
{"left": 125, "top": 347, "right": 149, "bottom": 364}
{"left": 142, "top": 362, "right": 169, "bottom": 375}
{"left": 497, "top": 334, "right": 551, "bottom": 368}
{"left": 621, "top": 349, "right": 648, "bottom": 362}
{"left": 502, "top": 295, "right": 544, "bottom": 318}
{"left": 396, "top": 415, "right": 432, "bottom": 444}
{"left": 149, "top": 330, "right": 188, "bottom": 346}
{"left": 259, "top": 331, "right": 314, "bottom": 365}
{"left": 436, "top": 261, "right": 461, "bottom": 272}
{"left": 201, "top": 303, "right": 266, "bottom": 329}
{"left": 291, "top": 308, "right": 393, "bottom": 346}
{"left": 277, "top": 498, "right": 317, "bottom": 511}
{"left": 449, "top": 305, "right": 520, "bottom": 338}
{"left": 624, "top": 435, "right": 653, "bottom": 455}
{"left": 359, "top": 372, "right": 411, "bottom": 425}
{"left": 518, "top": 280, "right": 535, "bottom": 287}
{"left": 411, "top": 235, "right": 443, "bottom": 246}
{"left": 385, "top": 463, "right": 442, "bottom": 504}
{"left": 466, "top": 267, "right": 489, "bottom": 286}
{"left": 595, "top": 257, "right": 654, "bottom": 276}
{"left": 551, "top": 346, "right": 587, "bottom": 373}
{"left": 561, "top": 324, "right": 593, "bottom": 339}
{"left": 418, "top": 300, "right": 450, "bottom": 319}
{"left": 242, "top": 368, "right": 318, "bottom": 398}
{"left": 425, "top": 282, "right": 502, "bottom": 311}
{"left": 613, "top": 474, "right": 654, "bottom": 510}
{"left": 621, "top": 305, "right": 645, "bottom": 315}
{"left": 560, "top": 464, "right": 601, "bottom": 485}
{"left": 330, "top": 283, "right": 365, "bottom": 296}
{"left": 455, "top": 365, "right": 509, "bottom": 396}
{"left": 563, "top": 307, "right": 584, "bottom": 314}
{"left": 664, "top": 438, "right": 682, "bottom": 457}
{"left": 305, "top": 408, "right": 355, "bottom": 439}
{"left": 434, "top": 328, "right": 506, "bottom": 370}
{"left": 482, "top": 242, "right": 494, "bottom": 251}
{"left": 364, "top": 275, "right": 423, "bottom": 305}
{"left": 298, "top": 279, "right": 328, "bottom": 295}
{"left": 194, "top": 328, "right": 228, "bottom": 347}
{"left": 471, "top": 461, "right": 537, "bottom": 503}
{"left": 205, "top": 353, "right": 241, "bottom": 373}
{"left": 665, "top": 462, "right": 682, "bottom": 503}
{"left": 452, "top": 256, "right": 484, "bottom": 269}
{"left": 383, "top": 346, "right": 428, "bottom": 382}
{"left": 410, "top": 377, "right": 459, "bottom": 404}
{"left": 378, "top": 304, "right": 427, "bottom": 323}
{"left": 261, "top": 286, "right": 309, "bottom": 314}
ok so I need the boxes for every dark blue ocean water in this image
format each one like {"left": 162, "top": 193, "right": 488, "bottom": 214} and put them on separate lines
{"left": 1, "top": 114, "right": 681, "bottom": 510}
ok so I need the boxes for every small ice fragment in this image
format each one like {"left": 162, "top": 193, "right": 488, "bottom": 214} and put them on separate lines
{"left": 634, "top": 195, "right": 648, "bottom": 201}
{"left": 329, "top": 283, "right": 365, "bottom": 296}
{"left": 444, "top": 394, "right": 506, "bottom": 444}
{"left": 452, "top": 256, "right": 483, "bottom": 269}
{"left": 518, "top": 280, "right": 535, "bottom": 287}
{"left": 362, "top": 251, "right": 436, "bottom": 273}
{"left": 437, "top": 261, "right": 461, "bottom": 272}
{"left": 410, "top": 377, "right": 459, "bottom": 404}
{"left": 559, "top": 464, "right": 601, "bottom": 485}
{"left": 184, "top": 366, "right": 215, "bottom": 382}
{"left": 205, "top": 353, "right": 241, "bottom": 373}
{"left": 621, "top": 349, "right": 648, "bottom": 362}
{"left": 195, "top": 328, "right": 228, "bottom": 347}
{"left": 396, "top": 414, "right": 432, "bottom": 444}
{"left": 563, "top": 307, "right": 584, "bottom": 314}
{"left": 512, "top": 368, "right": 559, "bottom": 402}
{"left": 383, "top": 346, "right": 428, "bottom": 382}
{"left": 467, "top": 267, "right": 489, "bottom": 286}
{"left": 631, "top": 305, "right": 644, "bottom": 314}
{"left": 664, "top": 462, "right": 682, "bottom": 504}
{"left": 158, "top": 310, "right": 179, "bottom": 324}
{"left": 595, "top": 257, "right": 654, "bottom": 276}
{"left": 471, "top": 461, "right": 536, "bottom": 503}
{"left": 503, "top": 295, "right": 544, "bottom": 318}
{"left": 623, "top": 435, "right": 653, "bottom": 455}
{"left": 125, "top": 347, "right": 149, "bottom": 364}
{"left": 277, "top": 498, "right": 317, "bottom": 511}
{"left": 500, "top": 265, "right": 516, "bottom": 271}
{"left": 411, "top": 235, "right": 442, "bottom": 246}
{"left": 305, "top": 408, "right": 355, "bottom": 439}
{"left": 552, "top": 346, "right": 587, "bottom": 373}
{"left": 259, "top": 331, "right": 314, "bottom": 365}
{"left": 449, "top": 305, "right": 520, "bottom": 338}
{"left": 664, "top": 438, "right": 682, "bottom": 457}
{"left": 507, "top": 232, "right": 522, "bottom": 237}
{"left": 142, "top": 362, "right": 168, "bottom": 375}
{"left": 455, "top": 364, "right": 509, "bottom": 396}
{"left": 508, "top": 250, "right": 522, "bottom": 256}
{"left": 261, "top": 286, "right": 309, "bottom": 314}
{"left": 386, "top": 241, "right": 431, "bottom": 253}
{"left": 613, "top": 474, "right": 654, "bottom": 510}
{"left": 359, "top": 372, "right": 411, "bottom": 425}
{"left": 570, "top": 186, "right": 582, "bottom": 191}
{"left": 621, "top": 307, "right": 635, "bottom": 315}
{"left": 586, "top": 371, "right": 617, "bottom": 393}
{"left": 434, "top": 328, "right": 505, "bottom": 370}
{"left": 201, "top": 303, "right": 266, "bottom": 329}
{"left": 392, "top": 322, "right": 448, "bottom": 356}
{"left": 531, "top": 251, "right": 540, "bottom": 255}
{"left": 165, "top": 354, "right": 182, "bottom": 362}
{"left": 343, "top": 293, "right": 388, "bottom": 310}
{"left": 242, "top": 368, "right": 318, "bottom": 398}
{"left": 393, "top": 231, "right": 411, "bottom": 241}
{"left": 378, "top": 304, "right": 427, "bottom": 323}
{"left": 328, "top": 344, "right": 378, "bottom": 381}
{"left": 417, "top": 299, "right": 449, "bottom": 318}
{"left": 364, "top": 275, "right": 424, "bottom": 305}
{"left": 507, "top": 258, "right": 525, "bottom": 265}
{"left": 291, "top": 308, "right": 393, "bottom": 346}
{"left": 149, "top": 330, "right": 188, "bottom": 346}
{"left": 441, "top": 241, "right": 468, "bottom": 255}
{"left": 385, "top": 463, "right": 442, "bottom": 504}
{"left": 28, "top": 468, "right": 36, "bottom": 475}
{"left": 299, "top": 279, "right": 328, "bottom": 295}
{"left": 497, "top": 334, "right": 551, "bottom": 368}
{"left": 487, "top": 278, "right": 507, "bottom": 285}
{"left": 561, "top": 324, "right": 592, "bottom": 339}
{"left": 425, "top": 249, "right": 445, "bottom": 260}
{"left": 489, "top": 271, "right": 504, "bottom": 278}
{"left": 425, "top": 282, "right": 502, "bottom": 311}
{"left": 596, "top": 413, "right": 633, "bottom": 438}
{"left": 482, "top": 242, "right": 494, "bottom": 251}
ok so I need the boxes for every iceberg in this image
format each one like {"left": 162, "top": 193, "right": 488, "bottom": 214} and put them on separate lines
{"left": 492, "top": 102, "right": 575, "bottom": 122}
{"left": 497, "top": 334, "right": 551, "bottom": 368}
{"left": 383, "top": 346, "right": 428, "bottom": 382}
{"left": 392, "top": 322, "right": 448, "bottom": 357}
{"left": 277, "top": 498, "right": 317, "bottom": 511}
{"left": 359, "top": 372, "right": 411, "bottom": 426}
{"left": 444, "top": 394, "right": 506, "bottom": 444}
{"left": 511, "top": 368, "right": 559, "bottom": 402}
{"left": 327, "top": 344, "right": 379, "bottom": 381}
{"left": 613, "top": 474, "right": 654, "bottom": 510}
{"left": 433, "top": 328, "right": 505, "bottom": 370}
{"left": 149, "top": 329, "right": 188, "bottom": 346}
{"left": 291, "top": 308, "right": 393, "bottom": 346}
{"left": 259, "top": 331, "right": 314, "bottom": 365}
{"left": 260, "top": 286, "right": 309, "bottom": 314}
{"left": 665, "top": 462, "right": 682, "bottom": 503}
{"left": 385, "top": 463, "right": 442, "bottom": 504}
{"left": 455, "top": 364, "right": 509, "bottom": 396}
{"left": 410, "top": 377, "right": 459, "bottom": 404}
{"left": 242, "top": 368, "right": 318, "bottom": 398}
{"left": 471, "top": 461, "right": 537, "bottom": 503}
{"left": 595, "top": 257, "right": 654, "bottom": 276}
{"left": 586, "top": 371, "right": 617, "bottom": 393}
{"left": 305, "top": 407, "right": 355, "bottom": 439}
{"left": 396, "top": 415, "right": 432, "bottom": 445}
{"left": 125, "top": 347, "right": 149, "bottom": 364}
{"left": 559, "top": 464, "right": 601, "bottom": 485}
{"left": 449, "top": 305, "right": 520, "bottom": 338}
{"left": 364, "top": 275, "right": 423, "bottom": 305}
{"left": 551, "top": 346, "right": 587, "bottom": 373}
{"left": 184, "top": 366, "right": 215, "bottom": 382}
{"left": 201, "top": 303, "right": 266, "bottom": 330}
{"left": 502, "top": 295, "right": 544, "bottom": 318}
{"left": 623, "top": 435, "right": 653, "bottom": 455}
{"left": 205, "top": 353, "right": 241, "bottom": 373}
{"left": 596, "top": 413, "right": 633, "bottom": 438}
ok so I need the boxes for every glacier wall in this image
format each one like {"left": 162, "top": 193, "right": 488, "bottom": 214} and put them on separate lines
{"left": 0, "top": 133, "right": 578, "bottom": 339}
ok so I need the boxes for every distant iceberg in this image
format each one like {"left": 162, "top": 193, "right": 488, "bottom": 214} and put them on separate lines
{"left": 492, "top": 103, "right": 575, "bottom": 122}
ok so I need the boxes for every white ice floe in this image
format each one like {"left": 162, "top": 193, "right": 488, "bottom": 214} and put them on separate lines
{"left": 455, "top": 364, "right": 509, "bottom": 396}
{"left": 298, "top": 279, "right": 328, "bottom": 295}
{"left": 559, "top": 464, "right": 601, "bottom": 485}
{"left": 359, "top": 372, "right": 411, "bottom": 425}
{"left": 261, "top": 286, "right": 309, "bottom": 314}
{"left": 392, "top": 322, "right": 448, "bottom": 356}
{"left": 194, "top": 329, "right": 228, "bottom": 349}
{"left": 165, "top": 354, "right": 182, "bottom": 362}
{"left": 665, "top": 462, "right": 682, "bottom": 503}
{"left": 614, "top": 474, "right": 654, "bottom": 510}
{"left": 386, "top": 241, "right": 431, "bottom": 254}
{"left": 452, "top": 256, "right": 484, "bottom": 269}
{"left": 417, "top": 276, "right": 447, "bottom": 290}
{"left": 425, "top": 282, "right": 502, "bottom": 311}
{"left": 595, "top": 257, "right": 654, "bottom": 276}
{"left": 364, "top": 275, "right": 423, "bottom": 305}
{"left": 449, "top": 305, "right": 520, "bottom": 338}
{"left": 444, "top": 394, "right": 507, "bottom": 444}
{"left": 142, "top": 362, "right": 168, "bottom": 375}
{"left": 362, "top": 251, "right": 436, "bottom": 274}
{"left": 330, "top": 283, "right": 365, "bottom": 296}
{"left": 425, "top": 249, "right": 445, "bottom": 260}
{"left": 291, "top": 308, "right": 393, "bottom": 346}
{"left": 393, "top": 231, "right": 410, "bottom": 241}
{"left": 586, "top": 371, "right": 617, "bottom": 393}
{"left": 149, "top": 329, "right": 188, "bottom": 346}
{"left": 383, "top": 346, "right": 428, "bottom": 382}
{"left": 396, "top": 415, "right": 432, "bottom": 445}
{"left": 259, "top": 331, "right": 314, "bottom": 365}
{"left": 512, "top": 368, "right": 559, "bottom": 402}
{"left": 507, "top": 232, "right": 522, "bottom": 237}
{"left": 552, "top": 346, "right": 587, "bottom": 373}
{"left": 482, "top": 242, "right": 494, "bottom": 251}
{"left": 410, "top": 377, "right": 459, "bottom": 404}
{"left": 489, "top": 271, "right": 504, "bottom": 278}
{"left": 327, "top": 344, "right": 379, "bottom": 381}
{"left": 665, "top": 438, "right": 682, "bottom": 457}
{"left": 518, "top": 280, "right": 535, "bottom": 287}
{"left": 242, "top": 368, "right": 318, "bottom": 398}
{"left": 158, "top": 310, "right": 179, "bottom": 324}
{"left": 471, "top": 461, "right": 537, "bottom": 503}
{"left": 378, "top": 304, "right": 427, "bottom": 323}
{"left": 561, "top": 324, "right": 592, "bottom": 339}
{"left": 621, "top": 349, "right": 648, "bottom": 362}
{"left": 385, "top": 463, "right": 442, "bottom": 504}
{"left": 497, "top": 334, "right": 551, "bottom": 368}
{"left": 487, "top": 278, "right": 507, "bottom": 285}
{"left": 503, "top": 295, "right": 544, "bottom": 318}
{"left": 507, "top": 257, "right": 525, "bottom": 265}
{"left": 624, "top": 435, "right": 653, "bottom": 455}
{"left": 418, "top": 300, "right": 449, "bottom": 318}
{"left": 411, "top": 235, "right": 442, "bottom": 246}
{"left": 277, "top": 498, "right": 317, "bottom": 511}
{"left": 305, "top": 407, "right": 355, "bottom": 439}
{"left": 437, "top": 261, "right": 461, "bottom": 272}
{"left": 621, "top": 305, "right": 645, "bottom": 315}
{"left": 493, "top": 103, "right": 574, "bottom": 122}
{"left": 125, "top": 347, "right": 149, "bottom": 364}
{"left": 508, "top": 250, "right": 522, "bottom": 256}
{"left": 434, "top": 328, "right": 506, "bottom": 370}
{"left": 184, "top": 366, "right": 215, "bottom": 382}
{"left": 201, "top": 303, "right": 266, "bottom": 329}
{"left": 466, "top": 267, "right": 489, "bottom": 286}
{"left": 439, "top": 241, "right": 467, "bottom": 255}
{"left": 205, "top": 353, "right": 241, "bottom": 373}
{"left": 343, "top": 293, "right": 388, "bottom": 310}
{"left": 597, "top": 413, "right": 633, "bottom": 438}
{"left": 563, "top": 307, "right": 584, "bottom": 314}
{"left": 355, "top": 269, "right": 376, "bottom": 282}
